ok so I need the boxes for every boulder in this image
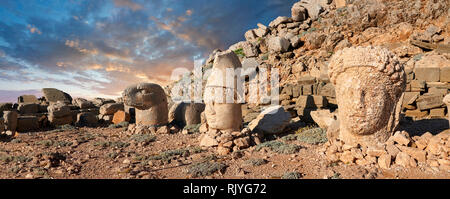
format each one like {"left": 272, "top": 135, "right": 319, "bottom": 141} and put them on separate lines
{"left": 169, "top": 102, "right": 205, "bottom": 126}
{"left": 291, "top": 2, "right": 307, "bottom": 22}
{"left": 47, "top": 102, "right": 71, "bottom": 118}
{"left": 391, "top": 131, "right": 411, "bottom": 146}
{"left": 229, "top": 41, "right": 258, "bottom": 58}
{"left": 18, "top": 95, "right": 38, "bottom": 103}
{"left": 48, "top": 114, "right": 73, "bottom": 126}
{"left": 414, "top": 67, "right": 440, "bottom": 82}
{"left": 3, "top": 111, "right": 18, "bottom": 132}
{"left": 318, "top": 83, "right": 336, "bottom": 98}
{"left": 244, "top": 29, "right": 257, "bottom": 41}
{"left": 378, "top": 154, "right": 391, "bottom": 169}
{"left": 440, "top": 67, "right": 450, "bottom": 82}
{"left": 285, "top": 32, "right": 301, "bottom": 48}
{"left": 269, "top": 16, "right": 290, "bottom": 28}
{"left": 17, "top": 103, "right": 40, "bottom": 114}
{"left": 76, "top": 112, "right": 98, "bottom": 127}
{"left": 402, "top": 92, "right": 420, "bottom": 107}
{"left": 91, "top": 98, "right": 115, "bottom": 107}
{"left": 248, "top": 105, "right": 291, "bottom": 134}
{"left": 268, "top": 36, "right": 290, "bottom": 53}
{"left": 16, "top": 116, "right": 40, "bottom": 132}
{"left": 429, "top": 108, "right": 445, "bottom": 118}
{"left": 99, "top": 103, "right": 124, "bottom": 115}
{"left": 47, "top": 101, "right": 73, "bottom": 126}
{"left": 416, "top": 94, "right": 444, "bottom": 110}
{"left": 297, "top": 0, "right": 324, "bottom": 20}
{"left": 41, "top": 88, "right": 72, "bottom": 103}
{"left": 72, "top": 98, "right": 95, "bottom": 109}
{"left": 199, "top": 134, "right": 218, "bottom": 147}
{"left": 101, "top": 114, "right": 114, "bottom": 123}
{"left": 310, "top": 109, "right": 338, "bottom": 129}
{"left": 304, "top": 32, "right": 326, "bottom": 50}
{"left": 395, "top": 152, "right": 414, "bottom": 168}
{"left": 397, "top": 146, "right": 426, "bottom": 163}
{"left": 254, "top": 23, "right": 269, "bottom": 37}
{"left": 335, "top": 0, "right": 346, "bottom": 8}
{"left": 0, "top": 103, "right": 13, "bottom": 112}
{"left": 112, "top": 110, "right": 130, "bottom": 124}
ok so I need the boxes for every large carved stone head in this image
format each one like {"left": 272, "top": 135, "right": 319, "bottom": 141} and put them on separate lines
{"left": 204, "top": 50, "right": 243, "bottom": 131}
{"left": 122, "top": 83, "right": 169, "bottom": 126}
{"left": 122, "top": 83, "right": 167, "bottom": 110}
{"left": 328, "top": 46, "right": 406, "bottom": 146}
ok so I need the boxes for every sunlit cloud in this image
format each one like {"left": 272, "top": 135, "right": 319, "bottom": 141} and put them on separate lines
{"left": 27, "top": 24, "right": 42, "bottom": 34}
{"left": 186, "top": 9, "right": 193, "bottom": 16}
{"left": 0, "top": 0, "right": 297, "bottom": 103}
{"left": 113, "top": 0, "right": 143, "bottom": 11}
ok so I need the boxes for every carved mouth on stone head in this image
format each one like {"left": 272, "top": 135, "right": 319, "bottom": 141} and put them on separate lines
{"left": 348, "top": 113, "right": 366, "bottom": 120}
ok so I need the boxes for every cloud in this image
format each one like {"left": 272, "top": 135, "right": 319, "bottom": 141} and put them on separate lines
{"left": 0, "top": 0, "right": 297, "bottom": 99}
{"left": 113, "top": 0, "right": 143, "bottom": 11}
{"left": 27, "top": 24, "right": 42, "bottom": 34}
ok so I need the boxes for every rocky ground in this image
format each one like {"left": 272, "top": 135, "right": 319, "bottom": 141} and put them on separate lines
{"left": 0, "top": 120, "right": 448, "bottom": 179}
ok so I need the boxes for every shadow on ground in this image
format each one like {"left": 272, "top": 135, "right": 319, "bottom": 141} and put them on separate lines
{"left": 398, "top": 118, "right": 449, "bottom": 136}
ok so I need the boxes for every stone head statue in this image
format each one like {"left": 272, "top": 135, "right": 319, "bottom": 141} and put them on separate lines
{"left": 122, "top": 83, "right": 168, "bottom": 126}
{"left": 204, "top": 50, "right": 243, "bottom": 131}
{"left": 328, "top": 46, "right": 406, "bottom": 146}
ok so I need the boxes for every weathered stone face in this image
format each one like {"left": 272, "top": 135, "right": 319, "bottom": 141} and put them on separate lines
{"left": 328, "top": 46, "right": 406, "bottom": 146}
{"left": 335, "top": 67, "right": 395, "bottom": 135}
{"left": 205, "top": 103, "right": 242, "bottom": 131}
{"left": 204, "top": 50, "right": 243, "bottom": 132}
{"left": 122, "top": 83, "right": 168, "bottom": 126}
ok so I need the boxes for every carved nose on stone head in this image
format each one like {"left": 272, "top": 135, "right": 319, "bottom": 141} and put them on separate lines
{"left": 355, "top": 90, "right": 365, "bottom": 110}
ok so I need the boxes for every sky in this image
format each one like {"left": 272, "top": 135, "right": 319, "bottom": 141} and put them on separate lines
{"left": 0, "top": 0, "right": 298, "bottom": 102}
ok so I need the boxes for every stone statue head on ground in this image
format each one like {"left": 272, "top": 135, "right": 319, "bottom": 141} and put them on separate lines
{"left": 328, "top": 46, "right": 406, "bottom": 146}
{"left": 204, "top": 50, "right": 243, "bottom": 132}
{"left": 122, "top": 83, "right": 168, "bottom": 126}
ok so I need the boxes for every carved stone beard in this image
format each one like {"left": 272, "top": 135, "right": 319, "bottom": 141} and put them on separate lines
{"left": 334, "top": 66, "right": 403, "bottom": 147}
